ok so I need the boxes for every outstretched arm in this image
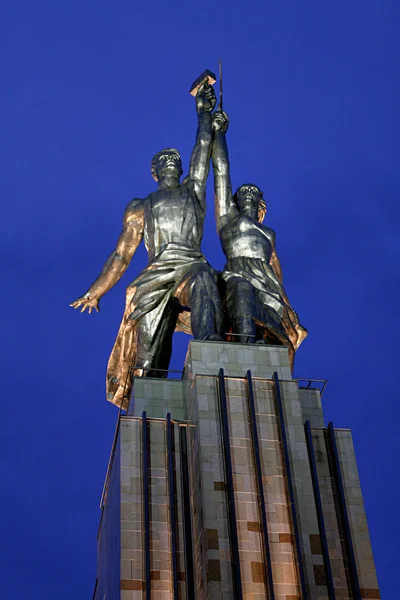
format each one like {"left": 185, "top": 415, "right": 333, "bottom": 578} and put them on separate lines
{"left": 70, "top": 199, "right": 144, "bottom": 313}
{"left": 184, "top": 82, "right": 216, "bottom": 207}
{"left": 212, "top": 110, "right": 238, "bottom": 232}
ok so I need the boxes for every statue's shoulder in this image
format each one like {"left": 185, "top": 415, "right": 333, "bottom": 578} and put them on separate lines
{"left": 181, "top": 172, "right": 191, "bottom": 185}
{"left": 181, "top": 177, "right": 201, "bottom": 199}
{"left": 259, "top": 222, "right": 276, "bottom": 242}
{"left": 181, "top": 177, "right": 195, "bottom": 194}
{"left": 126, "top": 196, "right": 146, "bottom": 210}
{"left": 124, "top": 197, "right": 146, "bottom": 224}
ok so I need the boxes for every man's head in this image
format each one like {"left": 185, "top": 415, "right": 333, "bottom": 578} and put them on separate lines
{"left": 151, "top": 148, "right": 183, "bottom": 182}
{"left": 234, "top": 184, "right": 266, "bottom": 222}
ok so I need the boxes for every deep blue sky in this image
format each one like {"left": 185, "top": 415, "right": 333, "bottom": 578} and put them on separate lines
{"left": 1, "top": 1, "right": 398, "bottom": 597}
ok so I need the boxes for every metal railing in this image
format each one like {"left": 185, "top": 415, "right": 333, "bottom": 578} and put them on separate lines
{"left": 297, "top": 378, "right": 328, "bottom": 397}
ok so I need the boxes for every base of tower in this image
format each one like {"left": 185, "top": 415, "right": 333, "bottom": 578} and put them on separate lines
{"left": 94, "top": 341, "right": 380, "bottom": 600}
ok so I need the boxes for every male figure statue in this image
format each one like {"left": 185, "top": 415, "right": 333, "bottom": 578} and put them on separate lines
{"left": 211, "top": 110, "right": 307, "bottom": 367}
{"left": 71, "top": 83, "right": 223, "bottom": 409}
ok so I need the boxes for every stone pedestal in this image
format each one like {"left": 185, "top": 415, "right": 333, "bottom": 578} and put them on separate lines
{"left": 94, "top": 341, "right": 380, "bottom": 600}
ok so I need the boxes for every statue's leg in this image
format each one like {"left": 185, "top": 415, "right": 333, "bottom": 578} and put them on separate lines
{"left": 226, "top": 277, "right": 257, "bottom": 344}
{"left": 178, "top": 265, "right": 224, "bottom": 340}
{"left": 134, "top": 298, "right": 179, "bottom": 377}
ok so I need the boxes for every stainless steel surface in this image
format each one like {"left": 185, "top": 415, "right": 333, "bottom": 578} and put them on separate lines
{"left": 211, "top": 109, "right": 307, "bottom": 368}
{"left": 71, "top": 73, "right": 309, "bottom": 410}
{"left": 71, "top": 81, "right": 223, "bottom": 409}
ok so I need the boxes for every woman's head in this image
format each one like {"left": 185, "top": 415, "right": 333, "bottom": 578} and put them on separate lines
{"left": 234, "top": 184, "right": 266, "bottom": 222}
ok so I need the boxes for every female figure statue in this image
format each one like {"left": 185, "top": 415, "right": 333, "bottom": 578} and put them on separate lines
{"left": 211, "top": 110, "right": 307, "bottom": 366}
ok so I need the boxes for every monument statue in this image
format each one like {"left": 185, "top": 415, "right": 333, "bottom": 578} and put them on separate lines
{"left": 211, "top": 109, "right": 307, "bottom": 366}
{"left": 70, "top": 79, "right": 223, "bottom": 409}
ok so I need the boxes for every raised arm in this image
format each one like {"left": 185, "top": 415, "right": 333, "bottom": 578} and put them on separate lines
{"left": 184, "top": 83, "right": 216, "bottom": 207}
{"left": 211, "top": 110, "right": 238, "bottom": 232}
{"left": 70, "top": 198, "right": 145, "bottom": 313}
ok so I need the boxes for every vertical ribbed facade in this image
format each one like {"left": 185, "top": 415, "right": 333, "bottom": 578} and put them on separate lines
{"left": 94, "top": 341, "right": 380, "bottom": 600}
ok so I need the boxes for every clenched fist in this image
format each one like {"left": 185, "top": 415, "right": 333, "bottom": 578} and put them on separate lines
{"left": 212, "top": 110, "right": 229, "bottom": 134}
{"left": 196, "top": 82, "right": 216, "bottom": 114}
